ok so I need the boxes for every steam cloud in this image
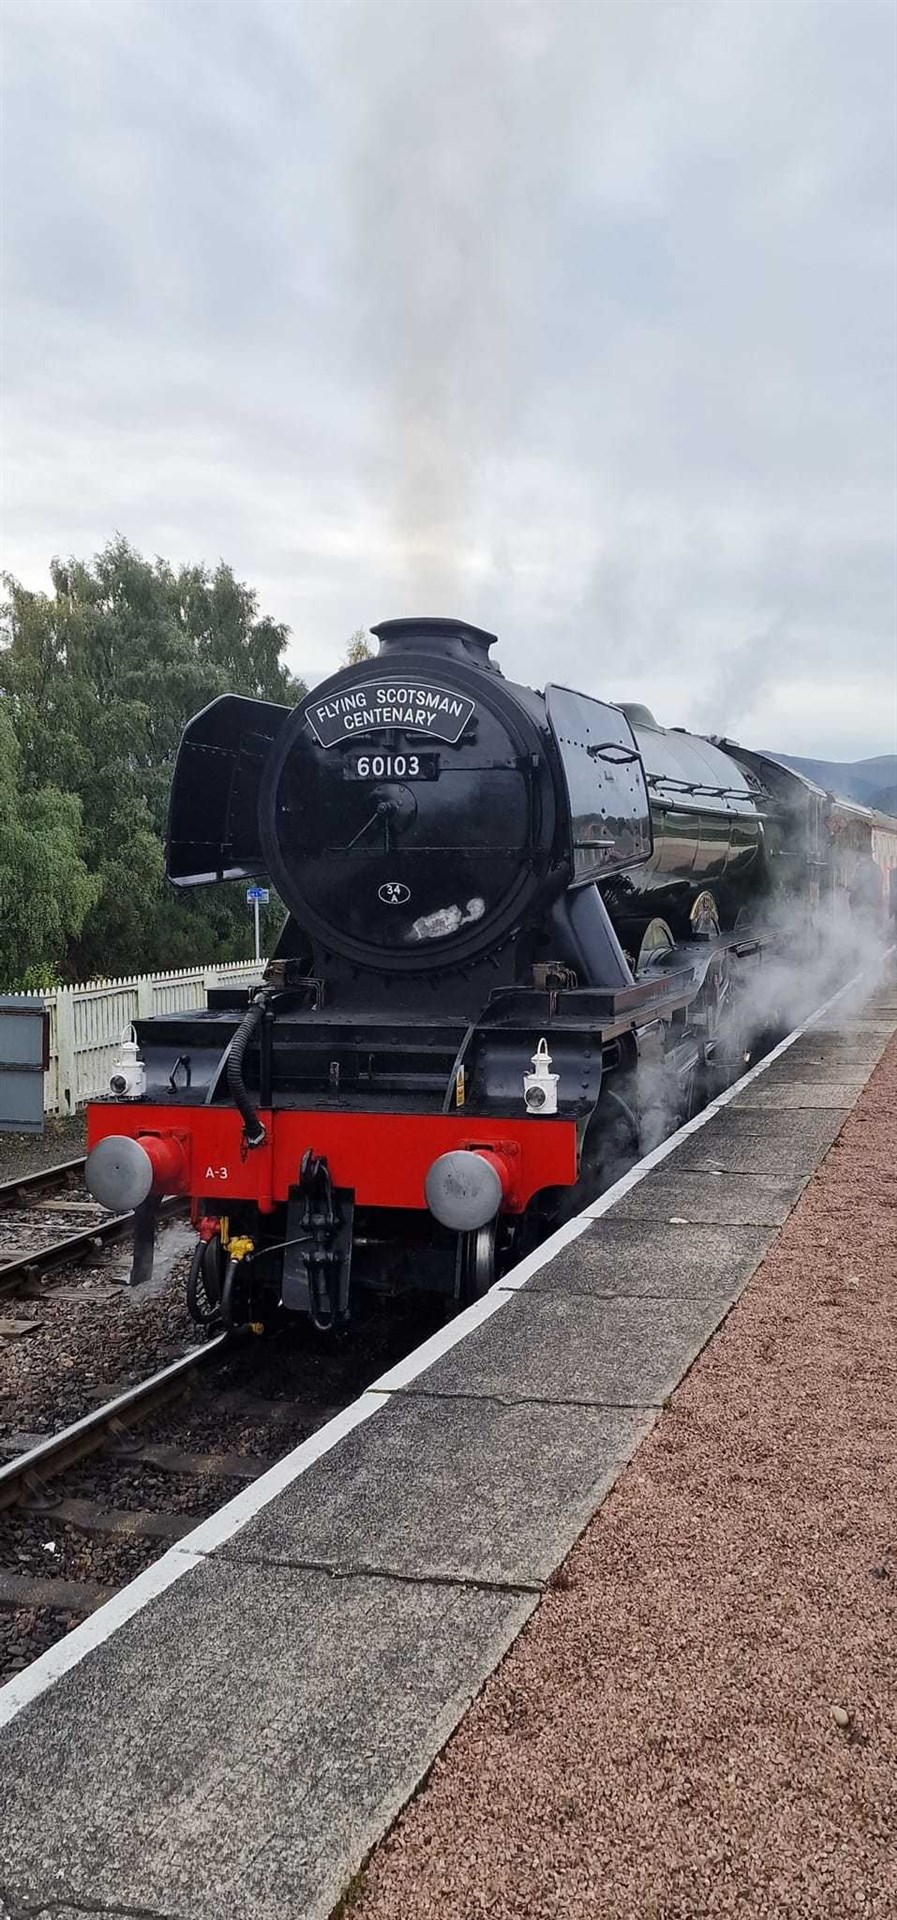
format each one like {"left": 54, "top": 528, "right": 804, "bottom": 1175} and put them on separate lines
{"left": 636, "top": 896, "right": 894, "bottom": 1162}
{"left": 721, "top": 892, "right": 892, "bottom": 1052}
{"left": 341, "top": 0, "right": 644, "bottom": 610}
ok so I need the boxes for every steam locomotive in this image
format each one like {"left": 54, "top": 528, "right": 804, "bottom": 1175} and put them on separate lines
{"left": 84, "top": 618, "right": 895, "bottom": 1329}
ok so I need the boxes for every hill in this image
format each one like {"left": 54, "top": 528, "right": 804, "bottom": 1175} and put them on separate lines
{"left": 765, "top": 752, "right": 897, "bottom": 817}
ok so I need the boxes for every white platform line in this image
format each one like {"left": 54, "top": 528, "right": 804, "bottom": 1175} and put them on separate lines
{"left": 1, "top": 956, "right": 889, "bottom": 1733}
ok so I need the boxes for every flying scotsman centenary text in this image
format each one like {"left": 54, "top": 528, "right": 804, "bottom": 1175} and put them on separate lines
{"left": 306, "top": 681, "right": 476, "bottom": 747}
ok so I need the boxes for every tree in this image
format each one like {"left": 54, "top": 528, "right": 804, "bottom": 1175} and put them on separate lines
{"left": 343, "top": 628, "right": 374, "bottom": 665}
{"left": 0, "top": 708, "right": 98, "bottom": 986}
{"left": 0, "top": 538, "right": 306, "bottom": 981}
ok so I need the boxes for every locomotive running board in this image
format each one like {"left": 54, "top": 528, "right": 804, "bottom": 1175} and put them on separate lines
{"left": 443, "top": 931, "right": 765, "bottom": 1114}
{"left": 478, "top": 929, "right": 762, "bottom": 1035}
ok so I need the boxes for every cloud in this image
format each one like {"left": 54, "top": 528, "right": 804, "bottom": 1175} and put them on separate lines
{"left": 1, "top": 0, "right": 895, "bottom": 759}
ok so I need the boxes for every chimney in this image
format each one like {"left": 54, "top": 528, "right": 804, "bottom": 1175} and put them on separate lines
{"left": 370, "top": 618, "right": 499, "bottom": 672}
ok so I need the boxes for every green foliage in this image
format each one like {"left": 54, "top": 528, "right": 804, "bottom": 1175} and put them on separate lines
{"left": 343, "top": 628, "right": 374, "bottom": 665}
{"left": 0, "top": 538, "right": 305, "bottom": 986}
{"left": 0, "top": 707, "right": 99, "bottom": 983}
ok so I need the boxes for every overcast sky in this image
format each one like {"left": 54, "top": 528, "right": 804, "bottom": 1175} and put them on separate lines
{"left": 2, "top": 0, "right": 895, "bottom": 759}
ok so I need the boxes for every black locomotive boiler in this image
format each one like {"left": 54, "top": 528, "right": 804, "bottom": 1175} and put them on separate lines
{"left": 83, "top": 617, "right": 891, "bottom": 1329}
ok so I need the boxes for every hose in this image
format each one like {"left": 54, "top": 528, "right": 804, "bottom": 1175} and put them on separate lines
{"left": 220, "top": 1255, "right": 254, "bottom": 1334}
{"left": 227, "top": 987, "right": 272, "bottom": 1148}
{"left": 186, "top": 1237, "right": 223, "bottom": 1328}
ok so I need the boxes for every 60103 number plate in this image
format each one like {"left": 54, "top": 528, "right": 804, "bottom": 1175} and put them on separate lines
{"left": 346, "top": 752, "right": 439, "bottom": 781}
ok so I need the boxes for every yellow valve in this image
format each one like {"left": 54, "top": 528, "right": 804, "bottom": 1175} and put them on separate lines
{"left": 227, "top": 1235, "right": 255, "bottom": 1262}
{"left": 249, "top": 1321, "right": 265, "bottom": 1336}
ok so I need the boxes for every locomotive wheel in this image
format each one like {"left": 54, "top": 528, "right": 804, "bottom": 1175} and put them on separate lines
{"left": 457, "top": 1221, "right": 497, "bottom": 1304}
{"left": 186, "top": 1235, "right": 224, "bottom": 1328}
{"left": 693, "top": 950, "right": 738, "bottom": 1099}
{"left": 635, "top": 918, "right": 675, "bottom": 973}
{"left": 690, "top": 890, "right": 720, "bottom": 939}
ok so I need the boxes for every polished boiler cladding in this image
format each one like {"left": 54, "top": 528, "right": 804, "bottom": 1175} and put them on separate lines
{"left": 85, "top": 617, "right": 897, "bottom": 1329}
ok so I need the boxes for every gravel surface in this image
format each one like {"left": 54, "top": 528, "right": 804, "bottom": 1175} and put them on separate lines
{"left": 0, "top": 1224, "right": 205, "bottom": 1441}
{"left": 0, "top": 1197, "right": 109, "bottom": 1266}
{"left": 0, "top": 1116, "right": 86, "bottom": 1182}
{"left": 1, "top": 1511, "right": 159, "bottom": 1594}
{"left": 352, "top": 1022, "right": 897, "bottom": 1920}
{"left": 0, "top": 1608, "right": 82, "bottom": 1684}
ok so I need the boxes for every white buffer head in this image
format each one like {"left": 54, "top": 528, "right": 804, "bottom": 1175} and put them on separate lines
{"left": 424, "top": 1149, "right": 504, "bottom": 1231}
{"left": 85, "top": 1135, "right": 154, "bottom": 1212}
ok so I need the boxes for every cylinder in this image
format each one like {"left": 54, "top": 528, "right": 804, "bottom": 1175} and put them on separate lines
{"left": 85, "top": 1132, "right": 187, "bottom": 1212}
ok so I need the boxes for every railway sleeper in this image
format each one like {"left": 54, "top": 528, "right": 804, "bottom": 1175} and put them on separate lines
{"left": 21, "top": 1495, "right": 194, "bottom": 1543}
{"left": 0, "top": 1569, "right": 115, "bottom": 1615}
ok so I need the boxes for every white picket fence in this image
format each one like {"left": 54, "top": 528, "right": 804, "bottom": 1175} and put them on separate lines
{"left": 19, "top": 963, "right": 266, "bottom": 1115}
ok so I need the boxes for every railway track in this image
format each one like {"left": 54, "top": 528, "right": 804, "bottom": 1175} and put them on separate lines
{"left": 0, "top": 1157, "right": 184, "bottom": 1300}
{"left": 0, "top": 1291, "right": 441, "bottom": 1678}
{"left": 0, "top": 1158, "right": 88, "bottom": 1208}
{"left": 0, "top": 1337, "right": 230, "bottom": 1516}
{"left": 0, "top": 1333, "right": 342, "bottom": 1658}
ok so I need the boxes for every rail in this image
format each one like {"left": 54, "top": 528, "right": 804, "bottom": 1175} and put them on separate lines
{"left": 0, "top": 1159, "right": 87, "bottom": 1208}
{"left": 0, "top": 1336, "right": 229, "bottom": 1513}
{"left": 0, "top": 1182, "right": 185, "bottom": 1300}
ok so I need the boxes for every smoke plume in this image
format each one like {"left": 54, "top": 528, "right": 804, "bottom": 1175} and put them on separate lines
{"left": 340, "top": 0, "right": 663, "bottom": 610}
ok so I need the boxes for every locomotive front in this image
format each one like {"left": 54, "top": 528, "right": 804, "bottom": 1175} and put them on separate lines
{"left": 256, "top": 618, "right": 565, "bottom": 974}
{"left": 83, "top": 616, "right": 768, "bottom": 1330}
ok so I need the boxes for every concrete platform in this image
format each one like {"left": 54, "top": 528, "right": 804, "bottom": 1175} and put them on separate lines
{"left": 1, "top": 1563, "right": 535, "bottom": 1920}
{"left": 610, "top": 1166, "right": 802, "bottom": 1223}
{"left": 1, "top": 963, "right": 894, "bottom": 1920}
{"left": 396, "top": 1289, "right": 736, "bottom": 1404}
{"left": 522, "top": 1217, "right": 772, "bottom": 1298}
{"left": 733, "top": 1078, "right": 869, "bottom": 1108}
{"left": 219, "top": 1395, "right": 656, "bottom": 1586}
{"left": 665, "top": 1108, "right": 846, "bottom": 1177}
